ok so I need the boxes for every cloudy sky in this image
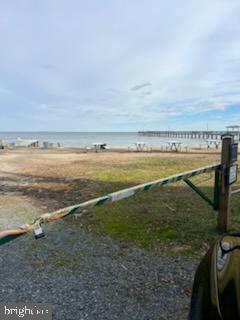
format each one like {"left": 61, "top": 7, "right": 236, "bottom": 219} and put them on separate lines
{"left": 0, "top": 0, "right": 240, "bottom": 131}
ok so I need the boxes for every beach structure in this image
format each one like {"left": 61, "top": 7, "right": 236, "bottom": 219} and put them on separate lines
{"left": 134, "top": 141, "right": 147, "bottom": 151}
{"left": 92, "top": 142, "right": 109, "bottom": 152}
{"left": 128, "top": 142, "right": 152, "bottom": 151}
{"left": 43, "top": 141, "right": 49, "bottom": 148}
{"left": 139, "top": 128, "right": 240, "bottom": 141}
{"left": 205, "top": 140, "right": 222, "bottom": 149}
{"left": 42, "top": 141, "right": 57, "bottom": 148}
{"left": 0, "top": 139, "right": 4, "bottom": 149}
{"left": 14, "top": 138, "right": 39, "bottom": 148}
{"left": 167, "top": 141, "right": 182, "bottom": 151}
{"left": 226, "top": 125, "right": 240, "bottom": 133}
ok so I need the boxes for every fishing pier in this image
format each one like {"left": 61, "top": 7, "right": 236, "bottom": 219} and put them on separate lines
{"left": 138, "top": 126, "right": 240, "bottom": 141}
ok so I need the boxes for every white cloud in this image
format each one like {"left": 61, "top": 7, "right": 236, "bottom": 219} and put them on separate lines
{"left": 0, "top": 0, "right": 240, "bottom": 130}
{"left": 131, "top": 83, "right": 152, "bottom": 91}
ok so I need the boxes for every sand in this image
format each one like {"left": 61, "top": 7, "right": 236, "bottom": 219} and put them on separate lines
{"left": 0, "top": 147, "right": 220, "bottom": 230}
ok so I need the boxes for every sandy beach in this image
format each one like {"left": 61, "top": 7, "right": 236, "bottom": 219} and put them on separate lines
{"left": 0, "top": 146, "right": 223, "bottom": 231}
{"left": 0, "top": 147, "right": 220, "bottom": 218}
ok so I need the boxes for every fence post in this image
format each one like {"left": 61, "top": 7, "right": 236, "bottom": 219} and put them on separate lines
{"left": 217, "top": 135, "right": 234, "bottom": 232}
{"left": 213, "top": 168, "right": 220, "bottom": 210}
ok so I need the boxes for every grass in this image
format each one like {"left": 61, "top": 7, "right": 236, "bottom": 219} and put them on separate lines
{"left": 88, "top": 156, "right": 219, "bottom": 187}
{"left": 66, "top": 153, "right": 240, "bottom": 255}
{"left": 3, "top": 150, "right": 238, "bottom": 258}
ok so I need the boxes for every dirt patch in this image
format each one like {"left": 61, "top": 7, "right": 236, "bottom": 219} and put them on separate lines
{"left": 0, "top": 194, "right": 40, "bottom": 229}
{"left": 0, "top": 148, "right": 221, "bottom": 236}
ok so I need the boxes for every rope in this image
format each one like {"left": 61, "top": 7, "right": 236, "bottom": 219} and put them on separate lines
{"left": 0, "top": 163, "right": 220, "bottom": 246}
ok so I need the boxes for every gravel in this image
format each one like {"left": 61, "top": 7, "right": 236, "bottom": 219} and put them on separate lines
{"left": 0, "top": 221, "right": 199, "bottom": 320}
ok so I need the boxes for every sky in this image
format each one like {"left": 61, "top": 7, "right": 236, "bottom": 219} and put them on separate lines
{"left": 0, "top": 0, "right": 240, "bottom": 132}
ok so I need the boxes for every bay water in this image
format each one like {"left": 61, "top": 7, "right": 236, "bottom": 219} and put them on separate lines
{"left": 0, "top": 132, "right": 207, "bottom": 148}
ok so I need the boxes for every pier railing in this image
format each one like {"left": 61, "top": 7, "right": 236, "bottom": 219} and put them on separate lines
{"left": 138, "top": 130, "right": 240, "bottom": 141}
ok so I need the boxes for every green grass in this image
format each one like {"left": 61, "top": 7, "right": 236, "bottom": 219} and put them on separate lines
{"left": 68, "top": 154, "right": 240, "bottom": 256}
{"left": 91, "top": 156, "right": 219, "bottom": 186}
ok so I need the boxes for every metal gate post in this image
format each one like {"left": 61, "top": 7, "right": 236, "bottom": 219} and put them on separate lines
{"left": 213, "top": 168, "right": 220, "bottom": 210}
{"left": 217, "top": 135, "right": 233, "bottom": 232}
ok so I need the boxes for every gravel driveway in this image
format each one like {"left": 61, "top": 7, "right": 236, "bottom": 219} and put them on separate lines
{"left": 0, "top": 150, "right": 200, "bottom": 319}
{"left": 0, "top": 220, "right": 198, "bottom": 320}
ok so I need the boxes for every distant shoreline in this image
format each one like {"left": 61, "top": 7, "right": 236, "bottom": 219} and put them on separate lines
{"left": 0, "top": 132, "right": 225, "bottom": 149}
{"left": 0, "top": 145, "right": 222, "bottom": 155}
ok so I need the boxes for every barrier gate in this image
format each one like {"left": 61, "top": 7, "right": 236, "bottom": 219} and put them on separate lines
{"left": 0, "top": 134, "right": 238, "bottom": 246}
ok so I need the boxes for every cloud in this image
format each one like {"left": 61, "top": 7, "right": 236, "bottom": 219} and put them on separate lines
{"left": 131, "top": 82, "right": 152, "bottom": 91}
{"left": 39, "top": 64, "right": 57, "bottom": 70}
{"left": 141, "top": 91, "right": 152, "bottom": 96}
{"left": 0, "top": 0, "right": 240, "bottom": 130}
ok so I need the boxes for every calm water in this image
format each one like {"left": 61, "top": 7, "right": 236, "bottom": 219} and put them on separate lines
{"left": 0, "top": 132, "right": 207, "bottom": 148}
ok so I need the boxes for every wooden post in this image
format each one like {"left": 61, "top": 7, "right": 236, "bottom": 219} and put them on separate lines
{"left": 217, "top": 135, "right": 233, "bottom": 232}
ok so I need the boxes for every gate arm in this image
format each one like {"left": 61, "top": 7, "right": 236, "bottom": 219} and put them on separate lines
{"left": 183, "top": 178, "right": 215, "bottom": 208}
